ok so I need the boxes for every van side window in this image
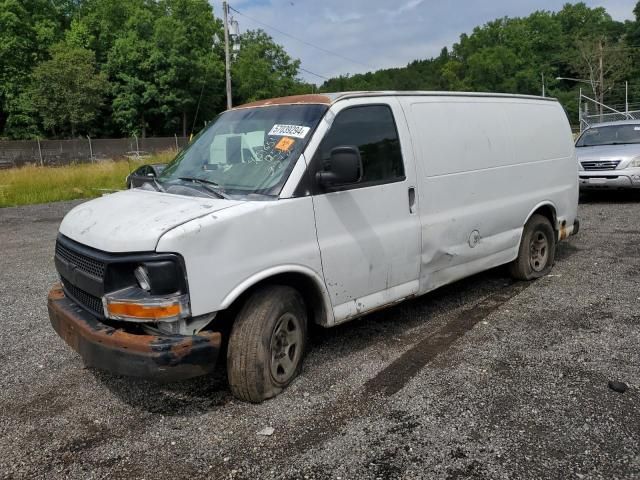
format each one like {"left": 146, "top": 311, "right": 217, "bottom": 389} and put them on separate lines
{"left": 315, "top": 105, "right": 405, "bottom": 186}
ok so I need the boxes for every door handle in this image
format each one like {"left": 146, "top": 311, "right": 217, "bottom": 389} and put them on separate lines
{"left": 408, "top": 187, "right": 416, "bottom": 214}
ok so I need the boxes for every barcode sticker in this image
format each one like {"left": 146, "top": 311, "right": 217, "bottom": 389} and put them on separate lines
{"left": 268, "top": 124, "right": 311, "bottom": 138}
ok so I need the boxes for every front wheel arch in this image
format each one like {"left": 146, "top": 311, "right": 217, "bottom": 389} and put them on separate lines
{"left": 219, "top": 269, "right": 334, "bottom": 329}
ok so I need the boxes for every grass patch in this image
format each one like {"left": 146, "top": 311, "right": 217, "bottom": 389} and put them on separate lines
{"left": 0, "top": 151, "right": 175, "bottom": 208}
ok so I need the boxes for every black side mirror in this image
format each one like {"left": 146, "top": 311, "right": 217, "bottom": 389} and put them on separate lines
{"left": 316, "top": 146, "right": 363, "bottom": 188}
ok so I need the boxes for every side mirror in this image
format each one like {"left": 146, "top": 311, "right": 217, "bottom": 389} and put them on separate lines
{"left": 316, "top": 146, "right": 362, "bottom": 188}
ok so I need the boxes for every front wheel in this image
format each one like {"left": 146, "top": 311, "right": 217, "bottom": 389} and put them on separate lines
{"left": 227, "top": 285, "right": 307, "bottom": 403}
{"left": 509, "top": 214, "right": 556, "bottom": 280}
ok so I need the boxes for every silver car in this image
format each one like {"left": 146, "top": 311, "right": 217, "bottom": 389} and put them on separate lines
{"left": 576, "top": 120, "right": 640, "bottom": 190}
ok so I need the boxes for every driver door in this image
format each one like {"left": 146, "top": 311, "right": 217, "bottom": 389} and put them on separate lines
{"left": 310, "top": 99, "right": 421, "bottom": 324}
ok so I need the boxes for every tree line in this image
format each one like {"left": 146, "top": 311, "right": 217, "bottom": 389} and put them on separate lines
{"left": 1, "top": 1, "right": 638, "bottom": 140}
{"left": 320, "top": 2, "right": 639, "bottom": 124}
{"left": 0, "top": 0, "right": 310, "bottom": 140}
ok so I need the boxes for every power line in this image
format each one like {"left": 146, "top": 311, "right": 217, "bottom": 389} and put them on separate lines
{"left": 298, "top": 67, "right": 329, "bottom": 80}
{"left": 228, "top": 6, "right": 377, "bottom": 71}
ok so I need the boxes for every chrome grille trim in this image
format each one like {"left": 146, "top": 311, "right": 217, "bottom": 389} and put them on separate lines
{"left": 580, "top": 160, "right": 621, "bottom": 171}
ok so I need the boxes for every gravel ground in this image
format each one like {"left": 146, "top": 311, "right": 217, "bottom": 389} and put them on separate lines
{"left": 0, "top": 193, "right": 639, "bottom": 479}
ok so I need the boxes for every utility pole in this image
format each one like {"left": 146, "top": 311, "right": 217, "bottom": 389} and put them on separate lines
{"left": 223, "top": 1, "right": 232, "bottom": 110}
{"left": 626, "top": 81, "right": 629, "bottom": 118}
{"left": 578, "top": 87, "right": 582, "bottom": 132}
{"left": 598, "top": 38, "right": 604, "bottom": 121}
{"left": 541, "top": 73, "right": 545, "bottom": 97}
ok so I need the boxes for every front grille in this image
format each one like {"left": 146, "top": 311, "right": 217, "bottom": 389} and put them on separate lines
{"left": 62, "top": 277, "right": 104, "bottom": 317}
{"left": 581, "top": 160, "right": 620, "bottom": 171}
{"left": 55, "top": 241, "right": 106, "bottom": 278}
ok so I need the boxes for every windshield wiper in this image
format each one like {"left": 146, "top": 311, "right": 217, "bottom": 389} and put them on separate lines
{"left": 177, "top": 177, "right": 230, "bottom": 199}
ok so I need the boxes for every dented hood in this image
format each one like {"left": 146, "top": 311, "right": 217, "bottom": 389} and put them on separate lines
{"left": 59, "top": 189, "right": 241, "bottom": 252}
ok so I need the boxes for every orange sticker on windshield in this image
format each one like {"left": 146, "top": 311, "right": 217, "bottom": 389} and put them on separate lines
{"left": 275, "top": 136, "right": 295, "bottom": 152}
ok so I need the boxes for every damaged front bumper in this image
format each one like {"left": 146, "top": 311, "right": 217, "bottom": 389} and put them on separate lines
{"left": 47, "top": 284, "right": 221, "bottom": 381}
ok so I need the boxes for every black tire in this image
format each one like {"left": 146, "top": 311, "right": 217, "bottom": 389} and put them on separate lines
{"left": 509, "top": 214, "right": 556, "bottom": 280}
{"left": 227, "top": 285, "right": 307, "bottom": 403}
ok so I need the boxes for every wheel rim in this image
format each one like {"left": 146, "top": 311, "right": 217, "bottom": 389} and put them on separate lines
{"left": 270, "top": 313, "right": 303, "bottom": 384}
{"left": 529, "top": 230, "right": 549, "bottom": 272}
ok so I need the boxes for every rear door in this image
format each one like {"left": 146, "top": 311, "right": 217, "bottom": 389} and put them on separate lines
{"left": 309, "top": 98, "right": 421, "bottom": 324}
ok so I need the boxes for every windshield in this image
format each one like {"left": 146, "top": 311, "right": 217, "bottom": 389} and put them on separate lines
{"left": 158, "top": 104, "right": 327, "bottom": 198}
{"left": 576, "top": 124, "right": 640, "bottom": 147}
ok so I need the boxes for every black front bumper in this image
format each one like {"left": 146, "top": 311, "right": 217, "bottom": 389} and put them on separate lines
{"left": 48, "top": 284, "right": 221, "bottom": 381}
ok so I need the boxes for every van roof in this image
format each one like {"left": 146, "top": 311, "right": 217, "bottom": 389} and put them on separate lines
{"left": 235, "top": 91, "right": 557, "bottom": 109}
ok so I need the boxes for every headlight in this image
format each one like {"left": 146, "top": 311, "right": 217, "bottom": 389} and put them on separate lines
{"left": 103, "top": 287, "right": 190, "bottom": 323}
{"left": 134, "top": 265, "right": 151, "bottom": 291}
{"left": 103, "top": 259, "right": 189, "bottom": 322}
{"left": 630, "top": 157, "right": 640, "bottom": 168}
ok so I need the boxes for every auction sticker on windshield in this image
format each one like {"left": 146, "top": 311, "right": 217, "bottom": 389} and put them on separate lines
{"left": 275, "top": 137, "right": 296, "bottom": 152}
{"left": 268, "top": 124, "right": 310, "bottom": 138}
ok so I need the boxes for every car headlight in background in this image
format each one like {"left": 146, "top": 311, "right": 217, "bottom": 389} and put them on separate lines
{"left": 630, "top": 156, "right": 640, "bottom": 168}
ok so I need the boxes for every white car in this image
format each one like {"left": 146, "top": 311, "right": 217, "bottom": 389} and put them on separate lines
{"left": 48, "top": 91, "right": 579, "bottom": 402}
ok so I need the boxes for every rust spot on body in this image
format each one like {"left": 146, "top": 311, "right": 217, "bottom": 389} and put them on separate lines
{"left": 234, "top": 94, "right": 333, "bottom": 109}
{"left": 47, "top": 284, "right": 221, "bottom": 380}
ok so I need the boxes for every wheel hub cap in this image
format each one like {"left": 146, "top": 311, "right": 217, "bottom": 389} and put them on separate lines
{"left": 529, "top": 231, "right": 549, "bottom": 272}
{"left": 270, "top": 313, "right": 302, "bottom": 384}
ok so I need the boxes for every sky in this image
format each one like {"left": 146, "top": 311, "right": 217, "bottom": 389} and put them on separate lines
{"left": 210, "top": 0, "right": 637, "bottom": 84}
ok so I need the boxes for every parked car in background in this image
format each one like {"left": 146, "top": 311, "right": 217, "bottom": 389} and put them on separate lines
{"left": 576, "top": 120, "right": 640, "bottom": 190}
{"left": 126, "top": 163, "right": 166, "bottom": 188}
{"left": 48, "top": 91, "right": 578, "bottom": 403}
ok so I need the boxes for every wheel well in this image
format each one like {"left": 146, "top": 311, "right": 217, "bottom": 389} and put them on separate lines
{"left": 530, "top": 204, "right": 557, "bottom": 231}
{"left": 217, "top": 273, "right": 328, "bottom": 331}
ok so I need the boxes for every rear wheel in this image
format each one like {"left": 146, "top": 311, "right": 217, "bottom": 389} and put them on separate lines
{"left": 227, "top": 285, "right": 307, "bottom": 403}
{"left": 509, "top": 214, "right": 556, "bottom": 280}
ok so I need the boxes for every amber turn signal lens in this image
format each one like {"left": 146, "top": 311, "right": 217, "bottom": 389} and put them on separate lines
{"left": 106, "top": 302, "right": 181, "bottom": 320}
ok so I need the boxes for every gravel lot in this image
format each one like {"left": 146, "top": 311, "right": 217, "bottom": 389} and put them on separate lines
{"left": 1, "top": 193, "right": 639, "bottom": 479}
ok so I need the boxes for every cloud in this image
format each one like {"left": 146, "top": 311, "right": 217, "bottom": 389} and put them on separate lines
{"left": 212, "top": 0, "right": 637, "bottom": 84}
{"left": 379, "top": 0, "right": 425, "bottom": 17}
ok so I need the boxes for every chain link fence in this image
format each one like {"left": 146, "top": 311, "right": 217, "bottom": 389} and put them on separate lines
{"left": 582, "top": 110, "right": 640, "bottom": 127}
{"left": 579, "top": 94, "right": 640, "bottom": 131}
{"left": 0, "top": 136, "right": 189, "bottom": 169}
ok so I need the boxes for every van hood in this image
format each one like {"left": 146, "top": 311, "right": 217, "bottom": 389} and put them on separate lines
{"left": 59, "top": 189, "right": 241, "bottom": 252}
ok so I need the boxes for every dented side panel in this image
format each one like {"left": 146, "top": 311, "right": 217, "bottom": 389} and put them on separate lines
{"left": 399, "top": 96, "right": 578, "bottom": 295}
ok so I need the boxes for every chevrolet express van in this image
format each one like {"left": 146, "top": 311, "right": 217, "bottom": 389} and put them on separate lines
{"left": 48, "top": 92, "right": 579, "bottom": 402}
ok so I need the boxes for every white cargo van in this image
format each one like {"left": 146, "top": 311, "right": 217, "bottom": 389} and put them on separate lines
{"left": 48, "top": 92, "right": 579, "bottom": 402}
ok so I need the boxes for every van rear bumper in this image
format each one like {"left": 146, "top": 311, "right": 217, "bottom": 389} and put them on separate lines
{"left": 47, "top": 284, "right": 221, "bottom": 381}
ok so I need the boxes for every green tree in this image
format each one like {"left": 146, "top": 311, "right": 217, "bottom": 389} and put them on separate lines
{"left": 106, "top": 5, "right": 160, "bottom": 136}
{"left": 104, "top": 0, "right": 224, "bottom": 136}
{"left": 232, "top": 30, "right": 301, "bottom": 103}
{"left": 151, "top": 0, "right": 224, "bottom": 136}
{"left": 0, "top": 0, "right": 66, "bottom": 137}
{"left": 31, "top": 44, "right": 110, "bottom": 137}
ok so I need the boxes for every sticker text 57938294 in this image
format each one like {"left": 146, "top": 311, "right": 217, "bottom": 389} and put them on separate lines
{"left": 268, "top": 124, "right": 311, "bottom": 139}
